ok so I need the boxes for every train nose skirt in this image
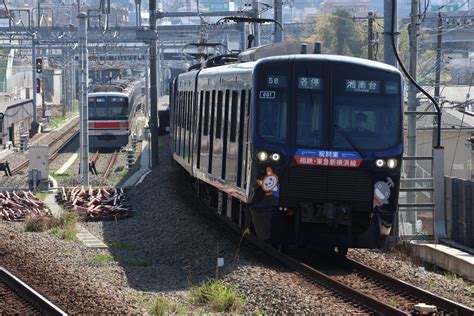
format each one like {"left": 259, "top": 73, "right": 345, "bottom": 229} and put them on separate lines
{"left": 280, "top": 167, "right": 373, "bottom": 208}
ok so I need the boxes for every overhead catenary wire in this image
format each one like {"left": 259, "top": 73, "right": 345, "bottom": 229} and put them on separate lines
{"left": 390, "top": 0, "right": 442, "bottom": 148}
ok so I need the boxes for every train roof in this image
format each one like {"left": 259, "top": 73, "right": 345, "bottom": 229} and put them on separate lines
{"left": 178, "top": 54, "right": 401, "bottom": 80}
{"left": 88, "top": 92, "right": 129, "bottom": 98}
{"left": 256, "top": 54, "right": 402, "bottom": 75}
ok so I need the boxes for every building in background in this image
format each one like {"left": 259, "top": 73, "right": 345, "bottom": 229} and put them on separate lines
{"left": 320, "top": 0, "right": 369, "bottom": 17}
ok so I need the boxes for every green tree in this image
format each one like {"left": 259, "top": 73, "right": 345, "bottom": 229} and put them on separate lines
{"left": 315, "top": 10, "right": 366, "bottom": 57}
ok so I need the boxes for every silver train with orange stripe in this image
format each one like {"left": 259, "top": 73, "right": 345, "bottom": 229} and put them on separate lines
{"left": 88, "top": 80, "right": 142, "bottom": 148}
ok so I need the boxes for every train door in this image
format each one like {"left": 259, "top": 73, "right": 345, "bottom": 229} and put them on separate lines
{"left": 221, "top": 90, "right": 230, "bottom": 180}
{"left": 8, "top": 124, "right": 14, "bottom": 146}
{"left": 226, "top": 90, "right": 239, "bottom": 184}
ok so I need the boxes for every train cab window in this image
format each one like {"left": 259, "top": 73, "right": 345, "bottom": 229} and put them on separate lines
{"left": 258, "top": 90, "right": 287, "bottom": 144}
{"left": 332, "top": 70, "right": 402, "bottom": 150}
{"left": 256, "top": 71, "right": 288, "bottom": 144}
{"left": 108, "top": 96, "right": 127, "bottom": 117}
{"left": 216, "top": 91, "right": 223, "bottom": 139}
{"left": 203, "top": 91, "right": 210, "bottom": 136}
{"left": 91, "top": 97, "right": 107, "bottom": 118}
{"left": 295, "top": 75, "right": 324, "bottom": 148}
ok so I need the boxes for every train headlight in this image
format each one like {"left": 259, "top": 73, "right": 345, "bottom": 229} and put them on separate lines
{"left": 270, "top": 153, "right": 281, "bottom": 161}
{"left": 375, "top": 159, "right": 385, "bottom": 168}
{"left": 257, "top": 151, "right": 268, "bottom": 162}
{"left": 387, "top": 158, "right": 398, "bottom": 169}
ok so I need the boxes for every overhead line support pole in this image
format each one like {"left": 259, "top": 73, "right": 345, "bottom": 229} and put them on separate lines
{"left": 78, "top": 12, "right": 89, "bottom": 185}
{"left": 407, "top": 0, "right": 419, "bottom": 233}
{"left": 383, "top": 0, "right": 398, "bottom": 67}
{"left": 433, "top": 12, "right": 443, "bottom": 147}
{"left": 274, "top": 0, "right": 283, "bottom": 43}
{"left": 368, "top": 11, "right": 374, "bottom": 60}
{"left": 31, "top": 38, "right": 39, "bottom": 136}
{"left": 149, "top": 0, "right": 159, "bottom": 167}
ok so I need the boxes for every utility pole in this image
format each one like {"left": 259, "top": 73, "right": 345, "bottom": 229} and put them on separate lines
{"left": 78, "top": 12, "right": 89, "bottom": 185}
{"left": 149, "top": 0, "right": 159, "bottom": 167}
{"left": 433, "top": 12, "right": 443, "bottom": 147}
{"left": 31, "top": 38, "right": 39, "bottom": 136}
{"left": 145, "top": 55, "right": 149, "bottom": 118}
{"left": 41, "top": 78, "right": 45, "bottom": 119}
{"left": 274, "top": 0, "right": 283, "bottom": 43}
{"left": 407, "top": 0, "right": 419, "bottom": 233}
{"left": 252, "top": 0, "right": 260, "bottom": 47}
{"left": 383, "top": 0, "right": 398, "bottom": 67}
{"left": 368, "top": 11, "right": 374, "bottom": 60}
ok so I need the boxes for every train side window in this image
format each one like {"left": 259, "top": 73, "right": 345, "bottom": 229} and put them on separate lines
{"left": 203, "top": 91, "right": 210, "bottom": 136}
{"left": 197, "top": 91, "right": 204, "bottom": 169}
{"left": 209, "top": 90, "right": 216, "bottom": 173}
{"left": 187, "top": 91, "right": 191, "bottom": 131}
{"left": 230, "top": 91, "right": 238, "bottom": 142}
{"left": 216, "top": 91, "right": 223, "bottom": 139}
{"left": 184, "top": 91, "right": 190, "bottom": 130}
{"left": 237, "top": 90, "right": 246, "bottom": 187}
{"left": 188, "top": 91, "right": 193, "bottom": 130}
{"left": 177, "top": 92, "right": 182, "bottom": 128}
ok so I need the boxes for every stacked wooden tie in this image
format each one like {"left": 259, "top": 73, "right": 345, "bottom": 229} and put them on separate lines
{"left": 56, "top": 186, "right": 132, "bottom": 220}
{"left": 0, "top": 191, "right": 51, "bottom": 221}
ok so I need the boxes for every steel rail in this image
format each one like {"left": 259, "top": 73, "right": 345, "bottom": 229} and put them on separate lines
{"left": 10, "top": 122, "right": 79, "bottom": 175}
{"left": 0, "top": 267, "right": 67, "bottom": 316}
{"left": 346, "top": 258, "right": 474, "bottom": 316}
{"left": 103, "top": 151, "right": 118, "bottom": 179}
{"left": 206, "top": 208, "right": 409, "bottom": 315}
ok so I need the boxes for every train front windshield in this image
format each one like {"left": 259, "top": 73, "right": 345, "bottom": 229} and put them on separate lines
{"left": 256, "top": 61, "right": 402, "bottom": 151}
{"left": 88, "top": 96, "right": 128, "bottom": 120}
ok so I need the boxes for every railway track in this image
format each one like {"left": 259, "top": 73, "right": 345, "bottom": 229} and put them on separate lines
{"left": 341, "top": 257, "right": 474, "bottom": 315}
{"left": 10, "top": 121, "right": 80, "bottom": 175}
{"left": 103, "top": 150, "right": 118, "bottom": 179}
{"left": 0, "top": 267, "right": 67, "bottom": 316}
{"left": 215, "top": 213, "right": 474, "bottom": 315}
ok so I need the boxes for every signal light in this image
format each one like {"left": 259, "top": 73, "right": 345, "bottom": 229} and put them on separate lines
{"left": 36, "top": 78, "right": 41, "bottom": 93}
{"left": 35, "top": 58, "right": 42, "bottom": 73}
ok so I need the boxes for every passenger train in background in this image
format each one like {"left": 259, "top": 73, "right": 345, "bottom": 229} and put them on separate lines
{"left": 88, "top": 80, "right": 142, "bottom": 148}
{"left": 169, "top": 49, "right": 403, "bottom": 254}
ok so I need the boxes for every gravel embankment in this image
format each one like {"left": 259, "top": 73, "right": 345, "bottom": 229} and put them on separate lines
{"left": 84, "top": 137, "right": 363, "bottom": 314}
{"left": 0, "top": 224, "right": 144, "bottom": 315}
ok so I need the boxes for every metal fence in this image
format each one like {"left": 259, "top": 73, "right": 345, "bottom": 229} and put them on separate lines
{"left": 445, "top": 177, "right": 474, "bottom": 247}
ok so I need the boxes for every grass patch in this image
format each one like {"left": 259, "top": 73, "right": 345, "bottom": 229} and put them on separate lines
{"left": 61, "top": 226, "right": 76, "bottom": 241}
{"left": 51, "top": 173, "right": 72, "bottom": 182}
{"left": 107, "top": 240, "right": 139, "bottom": 251}
{"left": 50, "top": 227, "right": 61, "bottom": 237}
{"left": 149, "top": 297, "right": 186, "bottom": 316}
{"left": 190, "top": 279, "right": 244, "bottom": 312}
{"left": 60, "top": 211, "right": 78, "bottom": 228}
{"left": 46, "top": 211, "right": 78, "bottom": 241}
{"left": 388, "top": 298, "right": 399, "bottom": 308}
{"left": 24, "top": 215, "right": 50, "bottom": 232}
{"left": 47, "top": 110, "right": 78, "bottom": 130}
{"left": 122, "top": 257, "right": 152, "bottom": 267}
{"left": 90, "top": 254, "right": 114, "bottom": 264}
{"left": 35, "top": 192, "right": 47, "bottom": 200}
{"left": 446, "top": 272, "right": 458, "bottom": 281}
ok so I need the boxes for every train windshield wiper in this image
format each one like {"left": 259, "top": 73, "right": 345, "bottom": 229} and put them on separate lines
{"left": 333, "top": 124, "right": 367, "bottom": 158}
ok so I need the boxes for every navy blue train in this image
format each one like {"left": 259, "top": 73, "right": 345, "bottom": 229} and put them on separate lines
{"left": 170, "top": 53, "right": 403, "bottom": 253}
